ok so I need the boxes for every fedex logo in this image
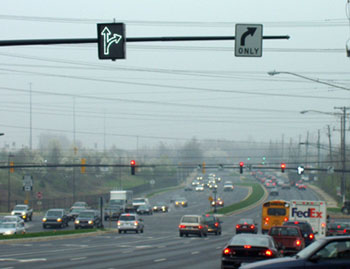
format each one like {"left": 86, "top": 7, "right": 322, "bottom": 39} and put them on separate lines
{"left": 291, "top": 207, "right": 323, "bottom": 218}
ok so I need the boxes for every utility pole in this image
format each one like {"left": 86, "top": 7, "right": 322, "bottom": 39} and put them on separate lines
{"left": 317, "top": 129, "right": 321, "bottom": 168}
{"left": 298, "top": 135, "right": 301, "bottom": 160}
{"left": 72, "top": 97, "right": 76, "bottom": 202}
{"left": 29, "top": 83, "right": 32, "bottom": 150}
{"left": 327, "top": 125, "right": 333, "bottom": 163}
{"left": 334, "top": 106, "right": 350, "bottom": 202}
{"left": 305, "top": 131, "right": 309, "bottom": 166}
{"left": 281, "top": 134, "right": 285, "bottom": 161}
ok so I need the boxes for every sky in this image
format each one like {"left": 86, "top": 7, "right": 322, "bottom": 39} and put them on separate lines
{"left": 0, "top": 0, "right": 349, "bottom": 152}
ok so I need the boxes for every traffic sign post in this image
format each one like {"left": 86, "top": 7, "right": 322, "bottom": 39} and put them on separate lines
{"left": 235, "top": 24, "right": 263, "bottom": 57}
{"left": 97, "top": 23, "right": 126, "bottom": 60}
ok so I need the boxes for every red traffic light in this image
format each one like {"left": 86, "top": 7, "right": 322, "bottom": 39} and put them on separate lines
{"left": 130, "top": 160, "right": 136, "bottom": 166}
{"left": 281, "top": 163, "right": 286, "bottom": 169}
{"left": 239, "top": 162, "right": 244, "bottom": 167}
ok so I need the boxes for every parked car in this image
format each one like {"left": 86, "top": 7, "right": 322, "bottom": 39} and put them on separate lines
{"left": 11, "top": 204, "right": 33, "bottom": 222}
{"left": 236, "top": 218, "right": 258, "bottom": 234}
{"left": 283, "top": 221, "right": 315, "bottom": 246}
{"left": 202, "top": 214, "right": 222, "bottom": 235}
{"left": 222, "top": 234, "right": 280, "bottom": 269}
{"left": 74, "top": 210, "right": 102, "bottom": 229}
{"left": 42, "top": 208, "right": 69, "bottom": 229}
{"left": 179, "top": 214, "right": 208, "bottom": 237}
{"left": 268, "top": 225, "right": 305, "bottom": 256}
{"left": 0, "top": 222, "right": 26, "bottom": 235}
{"left": 117, "top": 213, "right": 144, "bottom": 234}
{"left": 240, "top": 236, "right": 350, "bottom": 269}
{"left": 137, "top": 204, "right": 153, "bottom": 215}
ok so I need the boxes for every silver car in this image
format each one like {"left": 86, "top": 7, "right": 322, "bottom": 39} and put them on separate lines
{"left": 117, "top": 213, "right": 144, "bottom": 234}
{"left": 1, "top": 215, "right": 25, "bottom": 226}
{"left": 0, "top": 222, "right": 26, "bottom": 235}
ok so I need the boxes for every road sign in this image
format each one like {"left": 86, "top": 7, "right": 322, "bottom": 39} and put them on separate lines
{"left": 97, "top": 23, "right": 126, "bottom": 60}
{"left": 23, "top": 175, "right": 33, "bottom": 192}
{"left": 208, "top": 196, "right": 213, "bottom": 202}
{"left": 235, "top": 24, "right": 263, "bottom": 57}
{"left": 297, "top": 166, "right": 305, "bottom": 175}
{"left": 327, "top": 166, "right": 334, "bottom": 174}
{"left": 37, "top": 191, "right": 43, "bottom": 200}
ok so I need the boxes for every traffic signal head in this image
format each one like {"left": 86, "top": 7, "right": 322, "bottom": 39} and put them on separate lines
{"left": 281, "top": 163, "right": 286, "bottom": 173}
{"left": 239, "top": 162, "right": 244, "bottom": 174}
{"left": 130, "top": 160, "right": 136, "bottom": 175}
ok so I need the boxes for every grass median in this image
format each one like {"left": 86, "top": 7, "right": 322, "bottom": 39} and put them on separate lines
{"left": 213, "top": 182, "right": 265, "bottom": 215}
{"left": 0, "top": 228, "right": 100, "bottom": 240}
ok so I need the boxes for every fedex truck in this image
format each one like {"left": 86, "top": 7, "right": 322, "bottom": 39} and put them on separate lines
{"left": 289, "top": 200, "right": 327, "bottom": 238}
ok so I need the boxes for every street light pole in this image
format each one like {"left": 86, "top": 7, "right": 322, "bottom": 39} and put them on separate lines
{"left": 7, "top": 153, "right": 14, "bottom": 212}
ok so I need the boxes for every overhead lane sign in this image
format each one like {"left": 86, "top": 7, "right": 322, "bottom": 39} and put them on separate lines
{"left": 235, "top": 24, "right": 263, "bottom": 57}
{"left": 97, "top": 23, "right": 126, "bottom": 60}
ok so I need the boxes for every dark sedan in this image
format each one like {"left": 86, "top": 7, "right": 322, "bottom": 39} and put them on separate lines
{"left": 236, "top": 218, "right": 258, "bottom": 234}
{"left": 74, "top": 210, "right": 102, "bottom": 229}
{"left": 152, "top": 203, "right": 169, "bottom": 213}
{"left": 241, "top": 236, "right": 350, "bottom": 269}
{"left": 136, "top": 204, "right": 153, "bottom": 215}
{"left": 42, "top": 209, "right": 69, "bottom": 229}
{"left": 221, "top": 234, "right": 279, "bottom": 269}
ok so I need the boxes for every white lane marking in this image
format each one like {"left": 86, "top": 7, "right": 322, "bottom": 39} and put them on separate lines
{"left": 191, "top": 251, "right": 200, "bottom": 255}
{"left": 70, "top": 257, "right": 86, "bottom": 261}
{"left": 216, "top": 246, "right": 222, "bottom": 250}
{"left": 154, "top": 258, "right": 167, "bottom": 263}
{"left": 135, "top": 245, "right": 152, "bottom": 249}
{"left": 1, "top": 267, "right": 14, "bottom": 269}
{"left": 62, "top": 244, "right": 88, "bottom": 248}
{"left": 0, "top": 258, "right": 46, "bottom": 263}
{"left": 157, "top": 245, "right": 166, "bottom": 248}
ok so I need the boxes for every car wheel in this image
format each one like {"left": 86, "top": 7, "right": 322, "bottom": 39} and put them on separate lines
{"left": 215, "top": 231, "right": 218, "bottom": 235}
{"left": 185, "top": 233, "right": 189, "bottom": 237}
{"left": 43, "top": 224, "right": 46, "bottom": 229}
{"left": 141, "top": 229, "right": 144, "bottom": 233}
{"left": 136, "top": 230, "right": 139, "bottom": 234}
{"left": 198, "top": 233, "right": 202, "bottom": 237}
{"left": 219, "top": 231, "right": 222, "bottom": 235}
{"left": 179, "top": 232, "right": 183, "bottom": 237}
{"left": 204, "top": 233, "right": 207, "bottom": 237}
{"left": 118, "top": 230, "right": 122, "bottom": 234}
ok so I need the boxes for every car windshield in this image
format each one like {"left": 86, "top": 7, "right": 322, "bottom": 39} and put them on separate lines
{"left": 78, "top": 212, "right": 95, "bottom": 218}
{"left": 238, "top": 219, "right": 253, "bottom": 224}
{"left": 0, "top": 223, "right": 16, "bottom": 229}
{"left": 46, "top": 210, "right": 63, "bottom": 217}
{"left": 203, "top": 216, "right": 216, "bottom": 222}
{"left": 270, "top": 227, "right": 299, "bottom": 236}
{"left": 3, "top": 217, "right": 17, "bottom": 222}
{"left": 119, "top": 215, "right": 136, "bottom": 221}
{"left": 73, "top": 202, "right": 86, "bottom": 207}
{"left": 182, "top": 216, "right": 199, "bottom": 223}
{"left": 13, "top": 206, "right": 27, "bottom": 211}
{"left": 230, "top": 236, "right": 269, "bottom": 247}
{"left": 138, "top": 205, "right": 148, "bottom": 209}
{"left": 70, "top": 208, "right": 85, "bottom": 213}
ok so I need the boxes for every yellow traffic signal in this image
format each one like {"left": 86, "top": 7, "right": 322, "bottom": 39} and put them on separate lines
{"left": 81, "top": 158, "right": 86, "bottom": 174}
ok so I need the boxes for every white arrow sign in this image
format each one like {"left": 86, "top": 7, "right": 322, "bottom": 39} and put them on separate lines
{"left": 297, "top": 166, "right": 305, "bottom": 175}
{"left": 101, "top": 27, "right": 122, "bottom": 55}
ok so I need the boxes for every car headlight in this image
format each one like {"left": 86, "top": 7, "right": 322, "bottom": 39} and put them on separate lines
{"left": 57, "top": 218, "right": 62, "bottom": 222}
{"left": 21, "top": 212, "right": 26, "bottom": 216}
{"left": 88, "top": 220, "right": 93, "bottom": 225}
{"left": 181, "top": 202, "right": 185, "bottom": 205}
{"left": 175, "top": 202, "right": 179, "bottom": 205}
{"left": 42, "top": 218, "right": 47, "bottom": 222}
{"left": 75, "top": 220, "right": 80, "bottom": 224}
{"left": 153, "top": 207, "right": 157, "bottom": 210}
{"left": 4, "top": 230, "right": 14, "bottom": 235}
{"left": 11, "top": 212, "right": 14, "bottom": 215}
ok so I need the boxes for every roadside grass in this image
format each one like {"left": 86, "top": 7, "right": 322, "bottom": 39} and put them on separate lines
{"left": 146, "top": 185, "right": 184, "bottom": 198}
{"left": 213, "top": 182, "right": 265, "bottom": 215}
{"left": 0, "top": 228, "right": 100, "bottom": 240}
{"left": 327, "top": 207, "right": 342, "bottom": 213}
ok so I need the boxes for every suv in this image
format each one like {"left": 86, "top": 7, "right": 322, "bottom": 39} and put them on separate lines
{"left": 202, "top": 214, "right": 222, "bottom": 235}
{"left": 74, "top": 210, "right": 102, "bottom": 229}
{"left": 42, "top": 209, "right": 69, "bottom": 229}
{"left": 11, "top": 204, "right": 33, "bottom": 222}
{"left": 179, "top": 215, "right": 208, "bottom": 237}
{"left": 117, "top": 213, "right": 144, "bottom": 234}
{"left": 283, "top": 221, "right": 315, "bottom": 246}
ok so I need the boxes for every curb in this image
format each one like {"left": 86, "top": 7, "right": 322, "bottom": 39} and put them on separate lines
{"left": 307, "top": 184, "right": 338, "bottom": 208}
{"left": 0, "top": 229, "right": 117, "bottom": 244}
{"left": 225, "top": 184, "right": 268, "bottom": 217}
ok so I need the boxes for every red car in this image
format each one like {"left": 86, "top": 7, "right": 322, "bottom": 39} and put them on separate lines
{"left": 268, "top": 225, "right": 305, "bottom": 256}
{"left": 298, "top": 184, "right": 307, "bottom": 190}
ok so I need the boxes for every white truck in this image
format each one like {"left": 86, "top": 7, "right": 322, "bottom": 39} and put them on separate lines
{"left": 109, "top": 190, "right": 133, "bottom": 212}
{"left": 289, "top": 200, "right": 327, "bottom": 238}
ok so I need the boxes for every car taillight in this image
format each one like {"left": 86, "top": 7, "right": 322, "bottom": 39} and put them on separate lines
{"left": 321, "top": 223, "right": 326, "bottom": 228}
{"left": 198, "top": 225, "right": 203, "bottom": 229}
{"left": 250, "top": 225, "right": 255, "bottom": 229}
{"left": 244, "top": 245, "right": 251, "bottom": 249}
{"left": 117, "top": 221, "right": 121, "bottom": 225}
{"left": 284, "top": 217, "right": 288, "bottom": 222}
{"left": 134, "top": 221, "right": 138, "bottom": 225}
{"left": 223, "top": 248, "right": 230, "bottom": 255}
{"left": 179, "top": 225, "right": 186, "bottom": 229}
{"left": 294, "top": 221, "right": 299, "bottom": 224}
{"left": 265, "top": 250, "right": 273, "bottom": 256}
{"left": 296, "top": 240, "right": 301, "bottom": 246}
{"left": 338, "top": 225, "right": 341, "bottom": 229}
{"left": 215, "top": 222, "right": 219, "bottom": 227}
{"left": 309, "top": 233, "right": 314, "bottom": 240}
{"left": 236, "top": 224, "right": 240, "bottom": 229}
{"left": 265, "top": 217, "right": 269, "bottom": 221}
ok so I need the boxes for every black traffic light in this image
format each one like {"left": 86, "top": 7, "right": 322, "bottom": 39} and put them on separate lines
{"left": 130, "top": 160, "right": 136, "bottom": 175}
{"left": 239, "top": 162, "right": 244, "bottom": 174}
{"left": 281, "top": 163, "right": 286, "bottom": 173}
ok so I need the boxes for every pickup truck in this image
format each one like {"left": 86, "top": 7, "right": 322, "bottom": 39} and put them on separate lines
{"left": 268, "top": 225, "right": 305, "bottom": 256}
{"left": 11, "top": 204, "right": 33, "bottom": 222}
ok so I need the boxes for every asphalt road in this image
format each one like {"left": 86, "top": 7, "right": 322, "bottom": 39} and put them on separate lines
{"left": 0, "top": 172, "right": 323, "bottom": 269}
